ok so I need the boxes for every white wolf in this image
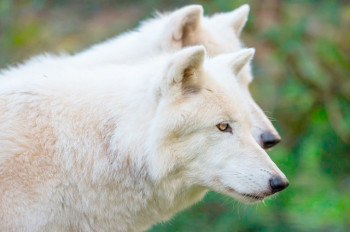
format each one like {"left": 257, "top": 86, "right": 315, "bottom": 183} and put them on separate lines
{"left": 71, "top": 4, "right": 281, "bottom": 149}
{"left": 0, "top": 46, "right": 288, "bottom": 231}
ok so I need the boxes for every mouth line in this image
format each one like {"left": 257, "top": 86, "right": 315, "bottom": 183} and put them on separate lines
{"left": 241, "top": 193, "right": 265, "bottom": 200}
{"left": 225, "top": 186, "right": 267, "bottom": 201}
{"left": 216, "top": 178, "right": 269, "bottom": 201}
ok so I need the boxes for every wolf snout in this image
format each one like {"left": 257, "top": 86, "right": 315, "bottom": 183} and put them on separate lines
{"left": 261, "top": 131, "right": 281, "bottom": 149}
{"left": 269, "top": 176, "right": 289, "bottom": 193}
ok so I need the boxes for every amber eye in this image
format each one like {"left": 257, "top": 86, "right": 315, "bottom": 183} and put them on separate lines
{"left": 216, "top": 123, "right": 232, "bottom": 133}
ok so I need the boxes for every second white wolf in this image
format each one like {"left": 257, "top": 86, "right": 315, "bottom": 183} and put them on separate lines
{"left": 70, "top": 4, "right": 282, "bottom": 149}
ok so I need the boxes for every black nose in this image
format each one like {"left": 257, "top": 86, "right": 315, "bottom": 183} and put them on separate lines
{"left": 269, "top": 176, "right": 289, "bottom": 193}
{"left": 261, "top": 131, "right": 281, "bottom": 149}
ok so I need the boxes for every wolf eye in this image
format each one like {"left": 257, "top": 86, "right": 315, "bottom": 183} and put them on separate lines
{"left": 216, "top": 123, "right": 232, "bottom": 133}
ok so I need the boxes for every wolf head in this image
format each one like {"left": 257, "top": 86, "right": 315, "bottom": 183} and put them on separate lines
{"left": 156, "top": 5, "right": 281, "bottom": 149}
{"left": 147, "top": 46, "right": 288, "bottom": 203}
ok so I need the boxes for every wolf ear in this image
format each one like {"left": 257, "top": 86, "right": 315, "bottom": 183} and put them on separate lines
{"left": 161, "top": 46, "right": 205, "bottom": 96}
{"left": 231, "top": 4, "right": 250, "bottom": 35}
{"left": 164, "top": 5, "right": 203, "bottom": 47}
{"left": 230, "top": 48, "right": 255, "bottom": 75}
{"left": 215, "top": 48, "right": 255, "bottom": 76}
{"left": 211, "top": 4, "right": 250, "bottom": 35}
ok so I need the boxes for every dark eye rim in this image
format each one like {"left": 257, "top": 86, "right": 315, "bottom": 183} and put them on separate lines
{"left": 216, "top": 122, "right": 232, "bottom": 133}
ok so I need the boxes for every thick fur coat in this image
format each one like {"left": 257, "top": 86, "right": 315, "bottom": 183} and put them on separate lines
{"left": 0, "top": 47, "right": 287, "bottom": 231}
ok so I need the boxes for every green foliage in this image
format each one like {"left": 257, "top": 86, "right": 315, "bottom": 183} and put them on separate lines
{"left": 1, "top": 0, "right": 349, "bottom": 231}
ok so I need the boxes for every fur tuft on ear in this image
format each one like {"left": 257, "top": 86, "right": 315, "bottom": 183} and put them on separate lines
{"left": 231, "top": 4, "right": 250, "bottom": 35}
{"left": 210, "top": 4, "right": 250, "bottom": 35}
{"left": 213, "top": 48, "right": 255, "bottom": 76}
{"left": 231, "top": 48, "right": 255, "bottom": 75}
{"left": 163, "top": 5, "right": 203, "bottom": 49}
{"left": 162, "top": 45, "right": 205, "bottom": 95}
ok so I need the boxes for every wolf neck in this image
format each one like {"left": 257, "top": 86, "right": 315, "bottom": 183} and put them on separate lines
{"left": 52, "top": 64, "right": 206, "bottom": 231}
{"left": 99, "top": 87, "right": 207, "bottom": 231}
{"left": 100, "top": 164, "right": 207, "bottom": 231}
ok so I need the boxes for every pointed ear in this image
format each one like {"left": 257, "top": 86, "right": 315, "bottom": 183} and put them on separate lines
{"left": 161, "top": 46, "right": 205, "bottom": 95}
{"left": 211, "top": 4, "right": 250, "bottom": 35}
{"left": 231, "top": 4, "right": 250, "bottom": 35}
{"left": 230, "top": 48, "right": 255, "bottom": 75}
{"left": 215, "top": 48, "right": 255, "bottom": 76}
{"left": 163, "top": 5, "right": 203, "bottom": 47}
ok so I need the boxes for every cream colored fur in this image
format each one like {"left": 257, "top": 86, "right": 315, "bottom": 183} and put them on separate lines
{"left": 70, "top": 4, "right": 280, "bottom": 147}
{"left": 0, "top": 46, "right": 287, "bottom": 231}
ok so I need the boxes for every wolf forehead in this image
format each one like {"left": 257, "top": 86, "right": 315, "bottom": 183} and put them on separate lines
{"left": 157, "top": 68, "right": 251, "bottom": 134}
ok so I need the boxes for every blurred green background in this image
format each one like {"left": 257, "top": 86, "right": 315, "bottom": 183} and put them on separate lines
{"left": 1, "top": 0, "right": 349, "bottom": 231}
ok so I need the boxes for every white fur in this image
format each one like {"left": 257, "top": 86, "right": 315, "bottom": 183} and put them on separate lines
{"left": 69, "top": 4, "right": 280, "bottom": 147}
{"left": 0, "top": 46, "right": 286, "bottom": 231}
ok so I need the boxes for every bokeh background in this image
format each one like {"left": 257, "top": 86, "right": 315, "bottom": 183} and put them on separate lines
{"left": 1, "top": 0, "right": 349, "bottom": 231}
